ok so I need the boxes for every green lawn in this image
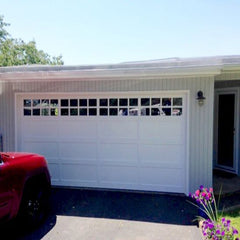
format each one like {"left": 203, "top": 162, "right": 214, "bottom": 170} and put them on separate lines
{"left": 222, "top": 208, "right": 240, "bottom": 238}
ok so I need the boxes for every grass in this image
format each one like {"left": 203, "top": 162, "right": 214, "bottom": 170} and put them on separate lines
{"left": 222, "top": 208, "right": 240, "bottom": 238}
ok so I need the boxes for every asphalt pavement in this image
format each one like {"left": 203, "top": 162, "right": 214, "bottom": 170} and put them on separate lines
{"left": 1, "top": 188, "right": 202, "bottom": 240}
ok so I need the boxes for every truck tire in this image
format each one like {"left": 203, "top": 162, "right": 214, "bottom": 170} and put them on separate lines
{"left": 18, "top": 181, "right": 50, "bottom": 227}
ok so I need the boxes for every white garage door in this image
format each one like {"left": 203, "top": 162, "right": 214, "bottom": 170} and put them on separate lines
{"left": 16, "top": 92, "right": 188, "bottom": 193}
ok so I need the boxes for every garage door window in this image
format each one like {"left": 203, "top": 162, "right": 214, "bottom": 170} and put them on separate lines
{"left": 23, "top": 97, "right": 183, "bottom": 117}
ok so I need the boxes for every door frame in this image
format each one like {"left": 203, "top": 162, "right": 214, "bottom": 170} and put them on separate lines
{"left": 214, "top": 88, "right": 239, "bottom": 173}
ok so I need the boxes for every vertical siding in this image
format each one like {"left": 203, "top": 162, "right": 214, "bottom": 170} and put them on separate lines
{"left": 0, "top": 76, "right": 215, "bottom": 192}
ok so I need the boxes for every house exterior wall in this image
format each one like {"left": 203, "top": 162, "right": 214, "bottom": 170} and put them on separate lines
{"left": 0, "top": 76, "right": 214, "bottom": 192}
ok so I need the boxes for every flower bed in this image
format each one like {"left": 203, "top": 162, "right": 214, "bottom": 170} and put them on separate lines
{"left": 189, "top": 186, "right": 239, "bottom": 240}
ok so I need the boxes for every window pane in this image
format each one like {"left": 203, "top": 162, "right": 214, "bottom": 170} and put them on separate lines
{"left": 162, "top": 108, "right": 171, "bottom": 116}
{"left": 70, "top": 99, "right": 78, "bottom": 107}
{"left": 109, "top": 108, "right": 118, "bottom": 115}
{"left": 129, "top": 108, "right": 138, "bottom": 116}
{"left": 141, "top": 108, "right": 150, "bottom": 116}
{"left": 41, "top": 108, "right": 49, "bottom": 116}
{"left": 141, "top": 98, "right": 150, "bottom": 106}
{"left": 119, "top": 108, "right": 128, "bottom": 116}
{"left": 24, "top": 99, "right": 31, "bottom": 107}
{"left": 61, "top": 108, "right": 69, "bottom": 116}
{"left": 119, "top": 98, "right": 128, "bottom": 106}
{"left": 89, "top": 108, "right": 97, "bottom": 115}
{"left": 162, "top": 98, "right": 171, "bottom": 106}
{"left": 33, "top": 99, "right": 40, "bottom": 107}
{"left": 24, "top": 109, "right": 31, "bottom": 116}
{"left": 100, "top": 108, "right": 108, "bottom": 116}
{"left": 33, "top": 109, "right": 40, "bottom": 116}
{"left": 151, "top": 98, "right": 160, "bottom": 106}
{"left": 110, "top": 98, "right": 118, "bottom": 106}
{"left": 79, "top": 108, "right": 87, "bottom": 116}
{"left": 70, "top": 108, "right": 78, "bottom": 116}
{"left": 89, "top": 99, "right": 97, "bottom": 106}
{"left": 50, "top": 99, "right": 58, "bottom": 107}
{"left": 79, "top": 99, "right": 87, "bottom": 106}
{"left": 130, "top": 98, "right": 138, "bottom": 106}
{"left": 100, "top": 99, "right": 108, "bottom": 106}
{"left": 173, "top": 98, "right": 182, "bottom": 106}
{"left": 41, "top": 99, "right": 49, "bottom": 107}
{"left": 151, "top": 108, "right": 160, "bottom": 116}
{"left": 172, "top": 108, "right": 182, "bottom": 116}
{"left": 61, "top": 99, "right": 69, "bottom": 107}
{"left": 51, "top": 108, "right": 58, "bottom": 116}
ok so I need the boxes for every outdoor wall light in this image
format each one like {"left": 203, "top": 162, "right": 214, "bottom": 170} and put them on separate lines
{"left": 196, "top": 90, "right": 206, "bottom": 106}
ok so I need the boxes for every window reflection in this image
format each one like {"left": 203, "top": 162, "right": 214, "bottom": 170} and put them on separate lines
{"left": 24, "top": 99, "right": 31, "bottom": 107}
{"left": 79, "top": 99, "right": 87, "bottom": 106}
{"left": 141, "top": 98, "right": 150, "bottom": 106}
{"left": 141, "top": 108, "right": 150, "bottom": 116}
{"left": 110, "top": 108, "right": 118, "bottom": 115}
{"left": 151, "top": 98, "right": 160, "bottom": 106}
{"left": 110, "top": 98, "right": 118, "bottom": 106}
{"left": 33, "top": 109, "right": 40, "bottom": 116}
{"left": 130, "top": 98, "right": 138, "bottom": 106}
{"left": 162, "top": 108, "right": 171, "bottom": 116}
{"left": 119, "top": 99, "right": 128, "bottom": 106}
{"left": 33, "top": 99, "right": 40, "bottom": 107}
{"left": 173, "top": 98, "right": 182, "bottom": 106}
{"left": 172, "top": 108, "right": 182, "bottom": 116}
{"left": 50, "top": 99, "right": 58, "bottom": 107}
{"left": 129, "top": 108, "right": 138, "bottom": 116}
{"left": 162, "top": 98, "right": 171, "bottom": 106}
{"left": 100, "top": 99, "right": 108, "bottom": 106}
{"left": 119, "top": 108, "right": 128, "bottom": 116}
{"left": 61, "top": 99, "right": 68, "bottom": 107}
{"left": 100, "top": 108, "right": 108, "bottom": 116}
{"left": 79, "top": 108, "right": 87, "bottom": 116}
{"left": 70, "top": 99, "right": 78, "bottom": 107}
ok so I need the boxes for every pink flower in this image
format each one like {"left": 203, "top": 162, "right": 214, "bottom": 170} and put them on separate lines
{"left": 195, "top": 189, "right": 200, "bottom": 196}
{"left": 209, "top": 187, "right": 213, "bottom": 192}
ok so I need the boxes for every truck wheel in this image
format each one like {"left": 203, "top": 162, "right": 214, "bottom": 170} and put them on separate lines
{"left": 19, "top": 182, "right": 50, "bottom": 227}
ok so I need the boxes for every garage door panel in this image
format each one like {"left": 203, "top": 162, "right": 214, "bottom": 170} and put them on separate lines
{"left": 48, "top": 163, "right": 60, "bottom": 183}
{"left": 22, "top": 141, "right": 59, "bottom": 159}
{"left": 59, "top": 142, "right": 97, "bottom": 160}
{"left": 139, "top": 168, "right": 184, "bottom": 188}
{"left": 139, "top": 119, "right": 184, "bottom": 144}
{"left": 139, "top": 144, "right": 184, "bottom": 167}
{"left": 23, "top": 120, "right": 59, "bottom": 137}
{"left": 61, "top": 164, "right": 98, "bottom": 182}
{"left": 99, "top": 166, "right": 138, "bottom": 185}
{"left": 99, "top": 143, "right": 138, "bottom": 163}
{"left": 98, "top": 120, "right": 138, "bottom": 139}
{"left": 59, "top": 120, "right": 97, "bottom": 137}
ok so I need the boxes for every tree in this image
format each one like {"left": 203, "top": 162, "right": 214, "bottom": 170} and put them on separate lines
{"left": 0, "top": 15, "right": 63, "bottom": 66}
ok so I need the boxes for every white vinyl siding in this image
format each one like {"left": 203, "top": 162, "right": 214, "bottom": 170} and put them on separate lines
{"left": 0, "top": 76, "right": 214, "bottom": 193}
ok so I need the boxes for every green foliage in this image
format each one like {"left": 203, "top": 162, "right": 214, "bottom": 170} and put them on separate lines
{"left": 0, "top": 15, "right": 63, "bottom": 66}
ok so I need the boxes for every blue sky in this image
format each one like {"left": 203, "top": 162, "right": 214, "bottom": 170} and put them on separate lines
{"left": 1, "top": 1, "right": 240, "bottom": 65}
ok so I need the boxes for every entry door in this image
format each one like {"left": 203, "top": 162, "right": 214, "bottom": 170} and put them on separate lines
{"left": 216, "top": 90, "right": 238, "bottom": 172}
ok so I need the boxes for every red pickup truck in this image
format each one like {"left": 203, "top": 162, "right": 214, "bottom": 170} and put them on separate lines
{"left": 0, "top": 152, "right": 51, "bottom": 226}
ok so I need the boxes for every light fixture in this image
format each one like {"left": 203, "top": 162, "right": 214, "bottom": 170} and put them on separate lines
{"left": 196, "top": 90, "right": 206, "bottom": 106}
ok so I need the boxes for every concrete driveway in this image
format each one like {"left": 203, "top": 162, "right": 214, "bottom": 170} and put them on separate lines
{"left": 2, "top": 188, "right": 202, "bottom": 240}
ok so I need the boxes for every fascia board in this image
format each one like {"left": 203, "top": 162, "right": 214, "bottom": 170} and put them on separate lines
{"left": 0, "top": 65, "right": 221, "bottom": 82}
